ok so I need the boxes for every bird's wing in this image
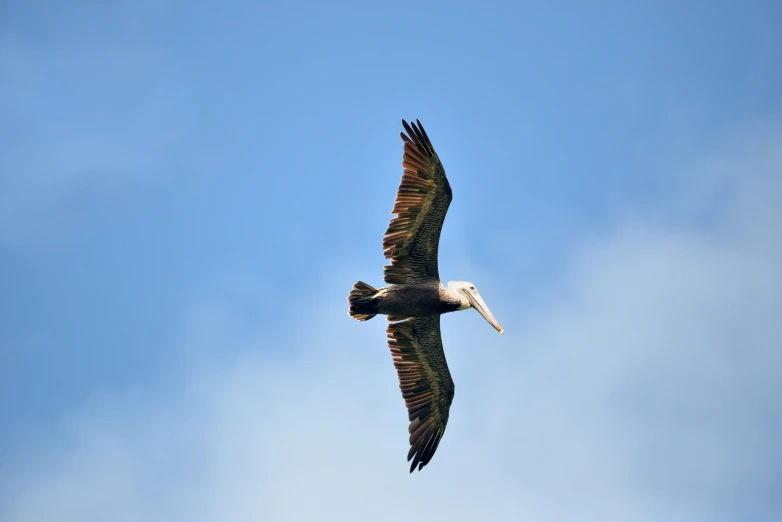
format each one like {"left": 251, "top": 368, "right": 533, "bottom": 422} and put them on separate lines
{"left": 383, "top": 120, "right": 452, "bottom": 284}
{"left": 387, "top": 315, "right": 455, "bottom": 472}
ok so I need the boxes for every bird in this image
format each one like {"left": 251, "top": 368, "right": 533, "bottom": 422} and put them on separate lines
{"left": 347, "top": 119, "right": 503, "bottom": 473}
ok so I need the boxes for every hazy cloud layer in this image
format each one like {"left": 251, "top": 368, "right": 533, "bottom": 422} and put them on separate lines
{"left": 2, "top": 123, "right": 780, "bottom": 521}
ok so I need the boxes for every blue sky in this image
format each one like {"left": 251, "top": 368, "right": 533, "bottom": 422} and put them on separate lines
{"left": 1, "top": 1, "right": 781, "bottom": 520}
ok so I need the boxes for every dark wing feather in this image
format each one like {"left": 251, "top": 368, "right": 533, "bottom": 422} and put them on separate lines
{"left": 386, "top": 316, "right": 455, "bottom": 472}
{"left": 383, "top": 120, "right": 452, "bottom": 284}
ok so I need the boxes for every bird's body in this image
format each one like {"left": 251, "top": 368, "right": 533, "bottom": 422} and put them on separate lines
{"left": 347, "top": 120, "right": 502, "bottom": 472}
{"left": 365, "top": 283, "right": 463, "bottom": 318}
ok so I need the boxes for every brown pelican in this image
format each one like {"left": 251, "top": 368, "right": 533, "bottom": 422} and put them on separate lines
{"left": 347, "top": 119, "right": 503, "bottom": 473}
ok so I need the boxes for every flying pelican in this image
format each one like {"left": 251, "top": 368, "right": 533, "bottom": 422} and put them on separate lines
{"left": 347, "top": 119, "right": 503, "bottom": 473}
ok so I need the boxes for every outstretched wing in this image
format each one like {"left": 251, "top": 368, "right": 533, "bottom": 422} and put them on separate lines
{"left": 386, "top": 316, "right": 455, "bottom": 472}
{"left": 383, "top": 120, "right": 452, "bottom": 284}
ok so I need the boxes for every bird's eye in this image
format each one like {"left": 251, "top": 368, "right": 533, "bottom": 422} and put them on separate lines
{"left": 470, "top": 286, "right": 475, "bottom": 290}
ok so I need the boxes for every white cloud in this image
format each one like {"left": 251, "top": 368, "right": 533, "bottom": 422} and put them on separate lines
{"left": 2, "top": 121, "right": 781, "bottom": 521}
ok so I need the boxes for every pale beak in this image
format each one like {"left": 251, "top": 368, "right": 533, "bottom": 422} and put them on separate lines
{"left": 463, "top": 290, "right": 504, "bottom": 334}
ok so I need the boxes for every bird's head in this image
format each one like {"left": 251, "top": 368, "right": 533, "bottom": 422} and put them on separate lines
{"left": 447, "top": 281, "right": 504, "bottom": 334}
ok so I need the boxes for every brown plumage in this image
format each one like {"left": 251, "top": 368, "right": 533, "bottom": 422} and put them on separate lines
{"left": 387, "top": 316, "right": 454, "bottom": 472}
{"left": 346, "top": 119, "right": 504, "bottom": 473}
{"left": 382, "top": 120, "right": 456, "bottom": 472}
{"left": 383, "top": 120, "right": 452, "bottom": 285}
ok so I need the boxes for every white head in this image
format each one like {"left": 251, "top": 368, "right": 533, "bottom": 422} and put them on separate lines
{"left": 446, "top": 281, "right": 504, "bottom": 334}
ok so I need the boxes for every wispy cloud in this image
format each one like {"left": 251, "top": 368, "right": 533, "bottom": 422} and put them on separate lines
{"left": 2, "top": 121, "right": 780, "bottom": 521}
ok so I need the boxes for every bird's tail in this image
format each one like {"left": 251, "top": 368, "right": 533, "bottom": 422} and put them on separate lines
{"left": 348, "top": 281, "right": 379, "bottom": 321}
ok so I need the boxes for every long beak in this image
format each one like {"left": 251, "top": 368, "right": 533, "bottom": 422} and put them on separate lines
{"left": 465, "top": 291, "right": 504, "bottom": 334}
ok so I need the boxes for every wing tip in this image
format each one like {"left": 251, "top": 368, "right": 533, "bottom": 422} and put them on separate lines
{"left": 400, "top": 118, "right": 434, "bottom": 157}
